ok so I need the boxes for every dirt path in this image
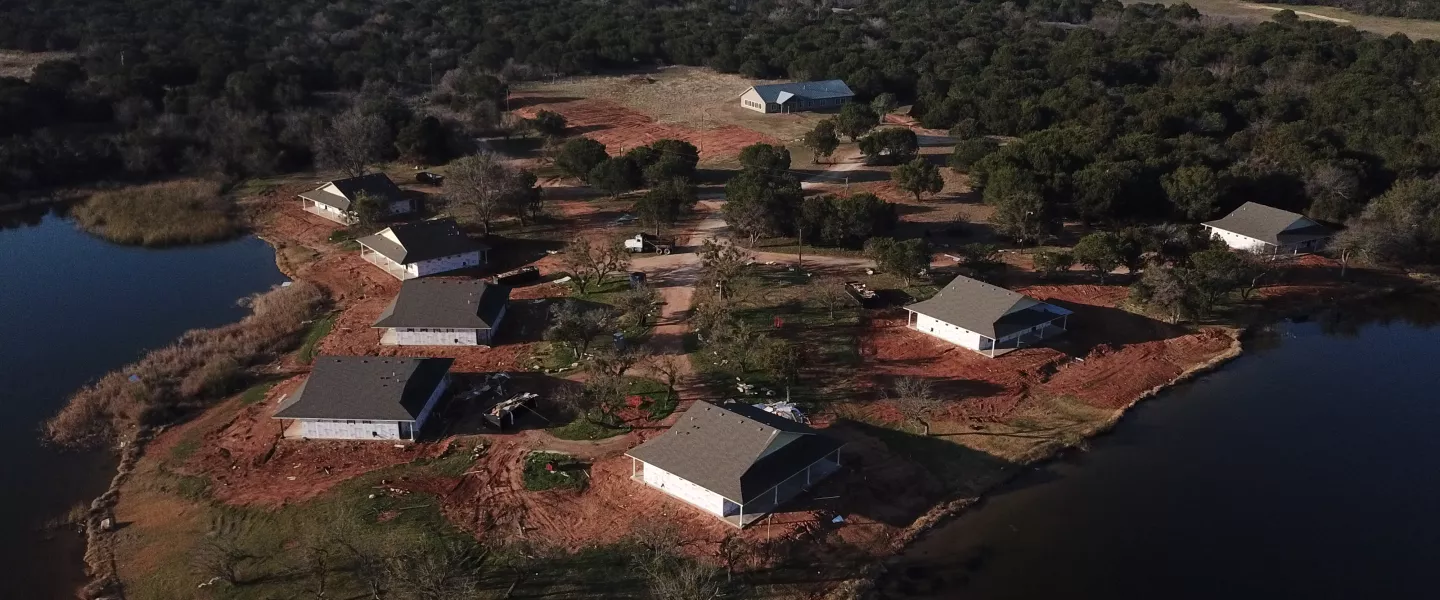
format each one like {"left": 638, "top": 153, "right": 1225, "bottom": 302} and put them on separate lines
{"left": 801, "top": 148, "right": 867, "bottom": 190}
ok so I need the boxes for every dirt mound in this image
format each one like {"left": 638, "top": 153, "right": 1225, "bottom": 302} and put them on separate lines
{"left": 514, "top": 97, "right": 778, "bottom": 161}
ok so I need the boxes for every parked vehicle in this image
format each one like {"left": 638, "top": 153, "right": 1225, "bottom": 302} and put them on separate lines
{"left": 416, "top": 171, "right": 445, "bottom": 185}
{"left": 623, "top": 233, "right": 674, "bottom": 254}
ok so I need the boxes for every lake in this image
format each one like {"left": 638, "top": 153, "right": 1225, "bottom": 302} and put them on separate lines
{"left": 0, "top": 208, "right": 287, "bottom": 599}
{"left": 881, "top": 301, "right": 1440, "bottom": 599}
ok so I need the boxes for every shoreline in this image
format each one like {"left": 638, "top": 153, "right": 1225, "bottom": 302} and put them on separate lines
{"left": 68, "top": 198, "right": 1425, "bottom": 598}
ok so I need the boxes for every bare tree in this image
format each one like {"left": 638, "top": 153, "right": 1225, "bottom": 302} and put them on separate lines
{"left": 192, "top": 535, "right": 251, "bottom": 586}
{"left": 385, "top": 542, "right": 487, "bottom": 600}
{"left": 891, "top": 376, "right": 943, "bottom": 436}
{"left": 589, "top": 345, "right": 651, "bottom": 379}
{"left": 445, "top": 152, "right": 532, "bottom": 235}
{"left": 315, "top": 106, "right": 385, "bottom": 178}
{"left": 298, "top": 531, "right": 334, "bottom": 599}
{"left": 629, "top": 522, "right": 727, "bottom": 600}
{"left": 614, "top": 285, "right": 659, "bottom": 327}
{"left": 543, "top": 301, "right": 612, "bottom": 359}
{"left": 698, "top": 239, "right": 750, "bottom": 300}
{"left": 559, "top": 237, "right": 631, "bottom": 294}
{"left": 813, "top": 277, "right": 853, "bottom": 321}
{"left": 643, "top": 355, "right": 686, "bottom": 405}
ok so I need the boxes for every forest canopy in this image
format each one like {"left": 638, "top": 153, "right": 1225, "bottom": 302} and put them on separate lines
{"left": 5, "top": 0, "right": 1440, "bottom": 248}
{"left": 1269, "top": 0, "right": 1440, "bottom": 21}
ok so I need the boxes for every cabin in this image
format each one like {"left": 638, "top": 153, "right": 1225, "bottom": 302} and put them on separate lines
{"left": 273, "top": 356, "right": 453, "bottom": 441}
{"left": 356, "top": 218, "right": 489, "bottom": 280}
{"left": 1202, "top": 202, "right": 1333, "bottom": 255}
{"left": 904, "top": 275, "right": 1071, "bottom": 358}
{"left": 373, "top": 279, "right": 510, "bottom": 346}
{"left": 626, "top": 401, "right": 843, "bottom": 528}
{"left": 297, "top": 173, "right": 415, "bottom": 225}
{"left": 739, "top": 80, "right": 854, "bottom": 114}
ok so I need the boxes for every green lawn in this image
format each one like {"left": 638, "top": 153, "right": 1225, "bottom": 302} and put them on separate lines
{"left": 522, "top": 452, "right": 589, "bottom": 491}
{"left": 296, "top": 313, "right": 337, "bottom": 364}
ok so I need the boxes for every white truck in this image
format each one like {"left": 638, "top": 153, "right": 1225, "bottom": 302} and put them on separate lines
{"left": 623, "top": 233, "right": 675, "bottom": 254}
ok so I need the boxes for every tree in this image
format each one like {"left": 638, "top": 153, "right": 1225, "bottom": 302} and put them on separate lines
{"left": 643, "top": 139, "right": 700, "bottom": 185}
{"left": 991, "top": 190, "right": 1057, "bottom": 245}
{"left": 891, "top": 376, "right": 942, "bottom": 435}
{"left": 633, "top": 177, "right": 697, "bottom": 235}
{"left": 544, "top": 300, "right": 612, "bottom": 358}
{"left": 864, "top": 237, "right": 930, "bottom": 285}
{"left": 1336, "top": 178, "right": 1440, "bottom": 267}
{"left": 500, "top": 169, "right": 542, "bottom": 225}
{"left": 871, "top": 92, "right": 899, "bottom": 117}
{"left": 949, "top": 138, "right": 999, "bottom": 172}
{"left": 1072, "top": 232, "right": 1124, "bottom": 282}
{"left": 1130, "top": 266, "right": 1194, "bottom": 324}
{"left": 836, "top": 102, "right": 879, "bottom": 141}
{"left": 348, "top": 191, "right": 385, "bottom": 231}
{"left": 892, "top": 157, "right": 944, "bottom": 200}
{"left": 192, "top": 536, "right": 251, "bottom": 587}
{"left": 445, "top": 152, "right": 525, "bottom": 235}
{"left": 615, "top": 286, "right": 659, "bottom": 327}
{"left": 758, "top": 337, "right": 805, "bottom": 388}
{"left": 643, "top": 355, "right": 686, "bottom": 407}
{"left": 802, "top": 119, "right": 840, "bottom": 164}
{"left": 956, "top": 243, "right": 1004, "bottom": 280}
{"left": 529, "top": 109, "right": 567, "bottom": 139}
{"left": 813, "top": 277, "right": 852, "bottom": 321}
{"left": 723, "top": 166, "right": 801, "bottom": 246}
{"left": 314, "top": 105, "right": 384, "bottom": 178}
{"left": 738, "top": 143, "right": 791, "bottom": 173}
{"left": 698, "top": 239, "right": 751, "bottom": 299}
{"left": 858, "top": 127, "right": 918, "bottom": 164}
{"left": 1162, "top": 165, "right": 1224, "bottom": 221}
{"left": 588, "top": 156, "right": 642, "bottom": 197}
{"left": 1306, "top": 162, "right": 1364, "bottom": 222}
{"left": 1032, "top": 250, "right": 1073, "bottom": 279}
{"left": 394, "top": 115, "right": 449, "bottom": 165}
{"left": 559, "top": 236, "right": 631, "bottom": 294}
{"left": 554, "top": 137, "right": 609, "bottom": 181}
{"left": 1073, "top": 160, "right": 1139, "bottom": 223}
{"left": 384, "top": 541, "right": 486, "bottom": 600}
{"left": 1187, "top": 247, "right": 1244, "bottom": 314}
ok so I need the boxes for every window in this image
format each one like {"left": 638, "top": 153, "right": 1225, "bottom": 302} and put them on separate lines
{"left": 346, "top": 420, "right": 355, "bottom": 424}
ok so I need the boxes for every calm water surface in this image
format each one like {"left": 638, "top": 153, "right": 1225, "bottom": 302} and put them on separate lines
{"left": 884, "top": 306, "right": 1440, "bottom": 599}
{"left": 0, "top": 209, "right": 285, "bottom": 598}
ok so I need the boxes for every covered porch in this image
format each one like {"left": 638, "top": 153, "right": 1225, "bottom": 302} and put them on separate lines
{"left": 359, "top": 245, "right": 408, "bottom": 279}
{"left": 722, "top": 450, "right": 843, "bottom": 528}
{"left": 981, "top": 306, "right": 1072, "bottom": 358}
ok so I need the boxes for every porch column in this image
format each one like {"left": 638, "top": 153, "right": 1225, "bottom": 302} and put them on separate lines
{"left": 806, "top": 463, "right": 811, "bottom": 486}
{"left": 1063, "top": 314, "right": 1069, "bottom": 331}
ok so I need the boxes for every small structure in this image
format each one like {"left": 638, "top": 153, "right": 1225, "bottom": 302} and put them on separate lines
{"left": 904, "top": 275, "right": 1071, "bottom": 357}
{"left": 739, "top": 80, "right": 854, "bottom": 114}
{"left": 273, "top": 356, "right": 453, "bottom": 441}
{"left": 484, "top": 392, "right": 540, "bottom": 429}
{"left": 373, "top": 279, "right": 510, "bottom": 346}
{"left": 357, "top": 218, "right": 489, "bottom": 280}
{"left": 1202, "top": 202, "right": 1333, "bottom": 255}
{"left": 298, "top": 173, "right": 414, "bottom": 225}
{"left": 626, "top": 401, "right": 843, "bottom": 527}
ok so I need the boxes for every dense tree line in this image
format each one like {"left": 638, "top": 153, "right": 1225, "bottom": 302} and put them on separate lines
{"left": 6, "top": 0, "right": 1440, "bottom": 257}
{"left": 1270, "top": 0, "right": 1440, "bottom": 20}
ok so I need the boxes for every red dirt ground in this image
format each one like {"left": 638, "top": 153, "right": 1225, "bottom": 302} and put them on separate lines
{"left": 177, "top": 377, "right": 453, "bottom": 507}
{"left": 854, "top": 283, "right": 1239, "bottom": 424}
{"left": 513, "top": 97, "right": 779, "bottom": 161}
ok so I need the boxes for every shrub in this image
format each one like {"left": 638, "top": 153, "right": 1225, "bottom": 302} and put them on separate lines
{"left": 45, "top": 281, "right": 326, "bottom": 449}
{"left": 71, "top": 180, "right": 241, "bottom": 246}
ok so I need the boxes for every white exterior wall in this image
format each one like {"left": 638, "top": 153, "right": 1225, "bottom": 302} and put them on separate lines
{"left": 388, "top": 328, "right": 482, "bottom": 346}
{"left": 406, "top": 251, "right": 485, "bottom": 278}
{"left": 1206, "top": 226, "right": 1272, "bottom": 253}
{"left": 640, "top": 462, "right": 729, "bottom": 517}
{"left": 913, "top": 313, "right": 986, "bottom": 350}
{"left": 740, "top": 89, "right": 768, "bottom": 113}
{"left": 302, "top": 199, "right": 355, "bottom": 225}
{"left": 299, "top": 419, "right": 404, "bottom": 440}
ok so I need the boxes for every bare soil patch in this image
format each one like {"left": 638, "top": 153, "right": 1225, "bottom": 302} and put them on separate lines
{"left": 0, "top": 49, "right": 75, "bottom": 79}
{"left": 513, "top": 97, "right": 778, "bottom": 163}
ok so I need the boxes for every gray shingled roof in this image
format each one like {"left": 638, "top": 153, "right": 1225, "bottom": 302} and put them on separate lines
{"left": 298, "top": 173, "right": 406, "bottom": 210}
{"left": 373, "top": 280, "right": 510, "bottom": 329}
{"left": 273, "top": 356, "right": 453, "bottom": 421}
{"left": 906, "top": 276, "right": 1067, "bottom": 339}
{"left": 1204, "top": 202, "right": 1332, "bottom": 246}
{"left": 748, "top": 80, "right": 855, "bottom": 104}
{"left": 357, "top": 218, "right": 489, "bottom": 265}
{"left": 627, "top": 402, "right": 842, "bottom": 503}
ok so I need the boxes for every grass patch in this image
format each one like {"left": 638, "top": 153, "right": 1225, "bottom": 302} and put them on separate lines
{"left": 755, "top": 237, "right": 868, "bottom": 258}
{"left": 570, "top": 275, "right": 632, "bottom": 305}
{"left": 297, "top": 312, "right": 337, "bottom": 364}
{"left": 522, "top": 452, "right": 589, "bottom": 491}
{"left": 238, "top": 381, "right": 277, "bottom": 406}
{"left": 71, "top": 180, "right": 241, "bottom": 247}
{"left": 549, "top": 415, "right": 632, "bottom": 441}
